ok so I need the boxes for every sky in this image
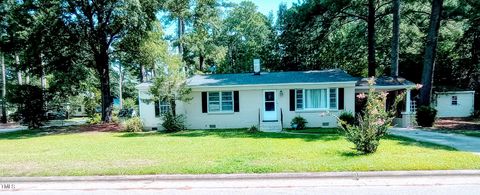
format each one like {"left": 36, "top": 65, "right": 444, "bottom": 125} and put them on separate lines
{"left": 228, "top": 0, "right": 298, "bottom": 16}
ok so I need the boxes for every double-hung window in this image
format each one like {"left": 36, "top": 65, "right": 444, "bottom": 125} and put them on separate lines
{"left": 155, "top": 100, "right": 170, "bottom": 117}
{"left": 208, "top": 91, "right": 233, "bottom": 112}
{"left": 295, "top": 88, "right": 338, "bottom": 110}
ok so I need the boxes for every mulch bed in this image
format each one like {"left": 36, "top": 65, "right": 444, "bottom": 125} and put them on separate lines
{"left": 68, "top": 123, "right": 124, "bottom": 132}
{"left": 0, "top": 123, "right": 22, "bottom": 129}
{"left": 434, "top": 118, "right": 480, "bottom": 131}
{"left": 34, "top": 123, "right": 124, "bottom": 135}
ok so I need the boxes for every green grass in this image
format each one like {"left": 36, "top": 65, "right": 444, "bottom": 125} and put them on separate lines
{"left": 1, "top": 128, "right": 480, "bottom": 176}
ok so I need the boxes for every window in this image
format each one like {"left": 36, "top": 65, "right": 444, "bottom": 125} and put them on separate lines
{"left": 305, "top": 89, "right": 327, "bottom": 109}
{"left": 160, "top": 101, "right": 170, "bottom": 114}
{"left": 155, "top": 100, "right": 170, "bottom": 117}
{"left": 451, "top": 96, "right": 458, "bottom": 105}
{"left": 329, "top": 88, "right": 337, "bottom": 109}
{"left": 208, "top": 91, "right": 233, "bottom": 112}
{"left": 296, "top": 89, "right": 303, "bottom": 110}
{"left": 295, "top": 88, "right": 338, "bottom": 110}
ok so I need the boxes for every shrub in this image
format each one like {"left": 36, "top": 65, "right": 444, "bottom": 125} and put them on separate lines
{"left": 339, "top": 112, "right": 355, "bottom": 126}
{"left": 88, "top": 113, "right": 102, "bottom": 124}
{"left": 291, "top": 116, "right": 307, "bottom": 130}
{"left": 338, "top": 78, "right": 404, "bottom": 154}
{"left": 123, "top": 117, "right": 143, "bottom": 132}
{"left": 162, "top": 112, "right": 186, "bottom": 133}
{"left": 247, "top": 125, "right": 259, "bottom": 133}
{"left": 471, "top": 110, "right": 480, "bottom": 118}
{"left": 416, "top": 106, "right": 437, "bottom": 127}
{"left": 6, "top": 85, "right": 46, "bottom": 129}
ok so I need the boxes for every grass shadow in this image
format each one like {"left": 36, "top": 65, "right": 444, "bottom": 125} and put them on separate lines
{"left": 385, "top": 134, "right": 458, "bottom": 151}
{"left": 118, "top": 129, "right": 342, "bottom": 142}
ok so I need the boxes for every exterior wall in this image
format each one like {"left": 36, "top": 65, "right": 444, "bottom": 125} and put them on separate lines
{"left": 182, "top": 90, "right": 262, "bottom": 129}
{"left": 138, "top": 89, "right": 163, "bottom": 129}
{"left": 137, "top": 82, "right": 356, "bottom": 130}
{"left": 435, "top": 91, "right": 474, "bottom": 118}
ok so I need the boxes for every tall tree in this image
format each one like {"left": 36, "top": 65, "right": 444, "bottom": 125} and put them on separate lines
{"left": 162, "top": 0, "right": 191, "bottom": 55}
{"left": 0, "top": 53, "right": 5, "bottom": 123}
{"left": 391, "top": 0, "right": 400, "bottom": 77}
{"left": 336, "top": 0, "right": 392, "bottom": 77}
{"left": 58, "top": 0, "right": 158, "bottom": 122}
{"left": 184, "top": 0, "right": 225, "bottom": 72}
{"left": 219, "top": 1, "right": 273, "bottom": 73}
{"left": 419, "top": 0, "right": 444, "bottom": 106}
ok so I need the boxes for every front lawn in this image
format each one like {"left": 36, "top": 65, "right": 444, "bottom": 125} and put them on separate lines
{"left": 1, "top": 128, "right": 480, "bottom": 176}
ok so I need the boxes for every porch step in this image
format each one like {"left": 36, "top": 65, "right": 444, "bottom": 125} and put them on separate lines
{"left": 260, "top": 121, "right": 282, "bottom": 132}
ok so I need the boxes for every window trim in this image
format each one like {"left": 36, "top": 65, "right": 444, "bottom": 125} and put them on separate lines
{"left": 295, "top": 88, "right": 339, "bottom": 111}
{"left": 207, "top": 91, "right": 234, "bottom": 113}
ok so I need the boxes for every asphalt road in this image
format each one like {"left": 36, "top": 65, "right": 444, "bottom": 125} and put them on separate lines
{"left": 2, "top": 174, "right": 480, "bottom": 195}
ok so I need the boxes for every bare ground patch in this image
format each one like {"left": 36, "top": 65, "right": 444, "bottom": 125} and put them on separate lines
{"left": 434, "top": 118, "right": 480, "bottom": 131}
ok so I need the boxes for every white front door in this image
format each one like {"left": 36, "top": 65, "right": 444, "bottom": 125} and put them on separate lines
{"left": 263, "top": 90, "right": 277, "bottom": 121}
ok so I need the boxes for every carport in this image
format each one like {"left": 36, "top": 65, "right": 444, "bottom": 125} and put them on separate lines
{"left": 355, "top": 76, "right": 417, "bottom": 128}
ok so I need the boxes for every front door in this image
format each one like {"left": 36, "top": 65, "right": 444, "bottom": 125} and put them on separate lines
{"left": 263, "top": 90, "right": 277, "bottom": 121}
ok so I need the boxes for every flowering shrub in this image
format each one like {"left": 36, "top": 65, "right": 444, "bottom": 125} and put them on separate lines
{"left": 338, "top": 78, "right": 404, "bottom": 154}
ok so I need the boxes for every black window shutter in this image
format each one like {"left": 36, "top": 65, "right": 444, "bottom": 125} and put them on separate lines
{"left": 338, "top": 88, "right": 345, "bottom": 110}
{"left": 201, "top": 92, "right": 208, "bottom": 113}
{"left": 234, "top": 91, "right": 239, "bottom": 112}
{"left": 154, "top": 100, "right": 160, "bottom": 117}
{"left": 289, "top": 89, "right": 295, "bottom": 111}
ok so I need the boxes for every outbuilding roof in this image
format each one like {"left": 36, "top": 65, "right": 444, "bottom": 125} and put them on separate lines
{"left": 187, "top": 69, "right": 358, "bottom": 87}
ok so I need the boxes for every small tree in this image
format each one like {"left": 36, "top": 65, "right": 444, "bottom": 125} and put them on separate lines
{"left": 338, "top": 78, "right": 404, "bottom": 154}
{"left": 7, "top": 85, "right": 46, "bottom": 129}
{"left": 149, "top": 56, "right": 191, "bottom": 132}
{"left": 150, "top": 56, "right": 191, "bottom": 132}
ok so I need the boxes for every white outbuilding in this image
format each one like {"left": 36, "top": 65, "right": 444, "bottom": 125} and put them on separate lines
{"left": 434, "top": 91, "right": 475, "bottom": 118}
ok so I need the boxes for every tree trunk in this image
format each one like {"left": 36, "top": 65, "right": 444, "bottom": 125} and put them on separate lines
{"left": 170, "top": 98, "right": 176, "bottom": 117}
{"left": 25, "top": 70, "right": 30, "bottom": 84}
{"left": 472, "top": 31, "right": 479, "bottom": 110}
{"left": 391, "top": 0, "right": 400, "bottom": 77}
{"left": 41, "top": 54, "right": 47, "bottom": 115}
{"left": 367, "top": 0, "right": 377, "bottom": 77}
{"left": 119, "top": 63, "right": 123, "bottom": 110}
{"left": 96, "top": 52, "right": 113, "bottom": 123}
{"left": 177, "top": 17, "right": 185, "bottom": 55}
{"left": 140, "top": 64, "right": 146, "bottom": 83}
{"left": 1, "top": 53, "right": 6, "bottom": 123}
{"left": 419, "top": 0, "right": 443, "bottom": 106}
{"left": 15, "top": 54, "right": 22, "bottom": 85}
{"left": 199, "top": 53, "right": 205, "bottom": 71}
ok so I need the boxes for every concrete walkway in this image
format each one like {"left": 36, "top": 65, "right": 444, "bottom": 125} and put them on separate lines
{"left": 390, "top": 128, "right": 480, "bottom": 154}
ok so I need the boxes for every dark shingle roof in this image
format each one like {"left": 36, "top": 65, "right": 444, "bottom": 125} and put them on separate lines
{"left": 356, "top": 76, "right": 415, "bottom": 87}
{"left": 187, "top": 69, "right": 358, "bottom": 87}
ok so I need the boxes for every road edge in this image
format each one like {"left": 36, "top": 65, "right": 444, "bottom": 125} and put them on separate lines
{"left": 2, "top": 170, "right": 480, "bottom": 182}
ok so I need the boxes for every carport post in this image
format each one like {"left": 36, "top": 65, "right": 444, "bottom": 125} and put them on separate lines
{"left": 406, "top": 89, "right": 411, "bottom": 113}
